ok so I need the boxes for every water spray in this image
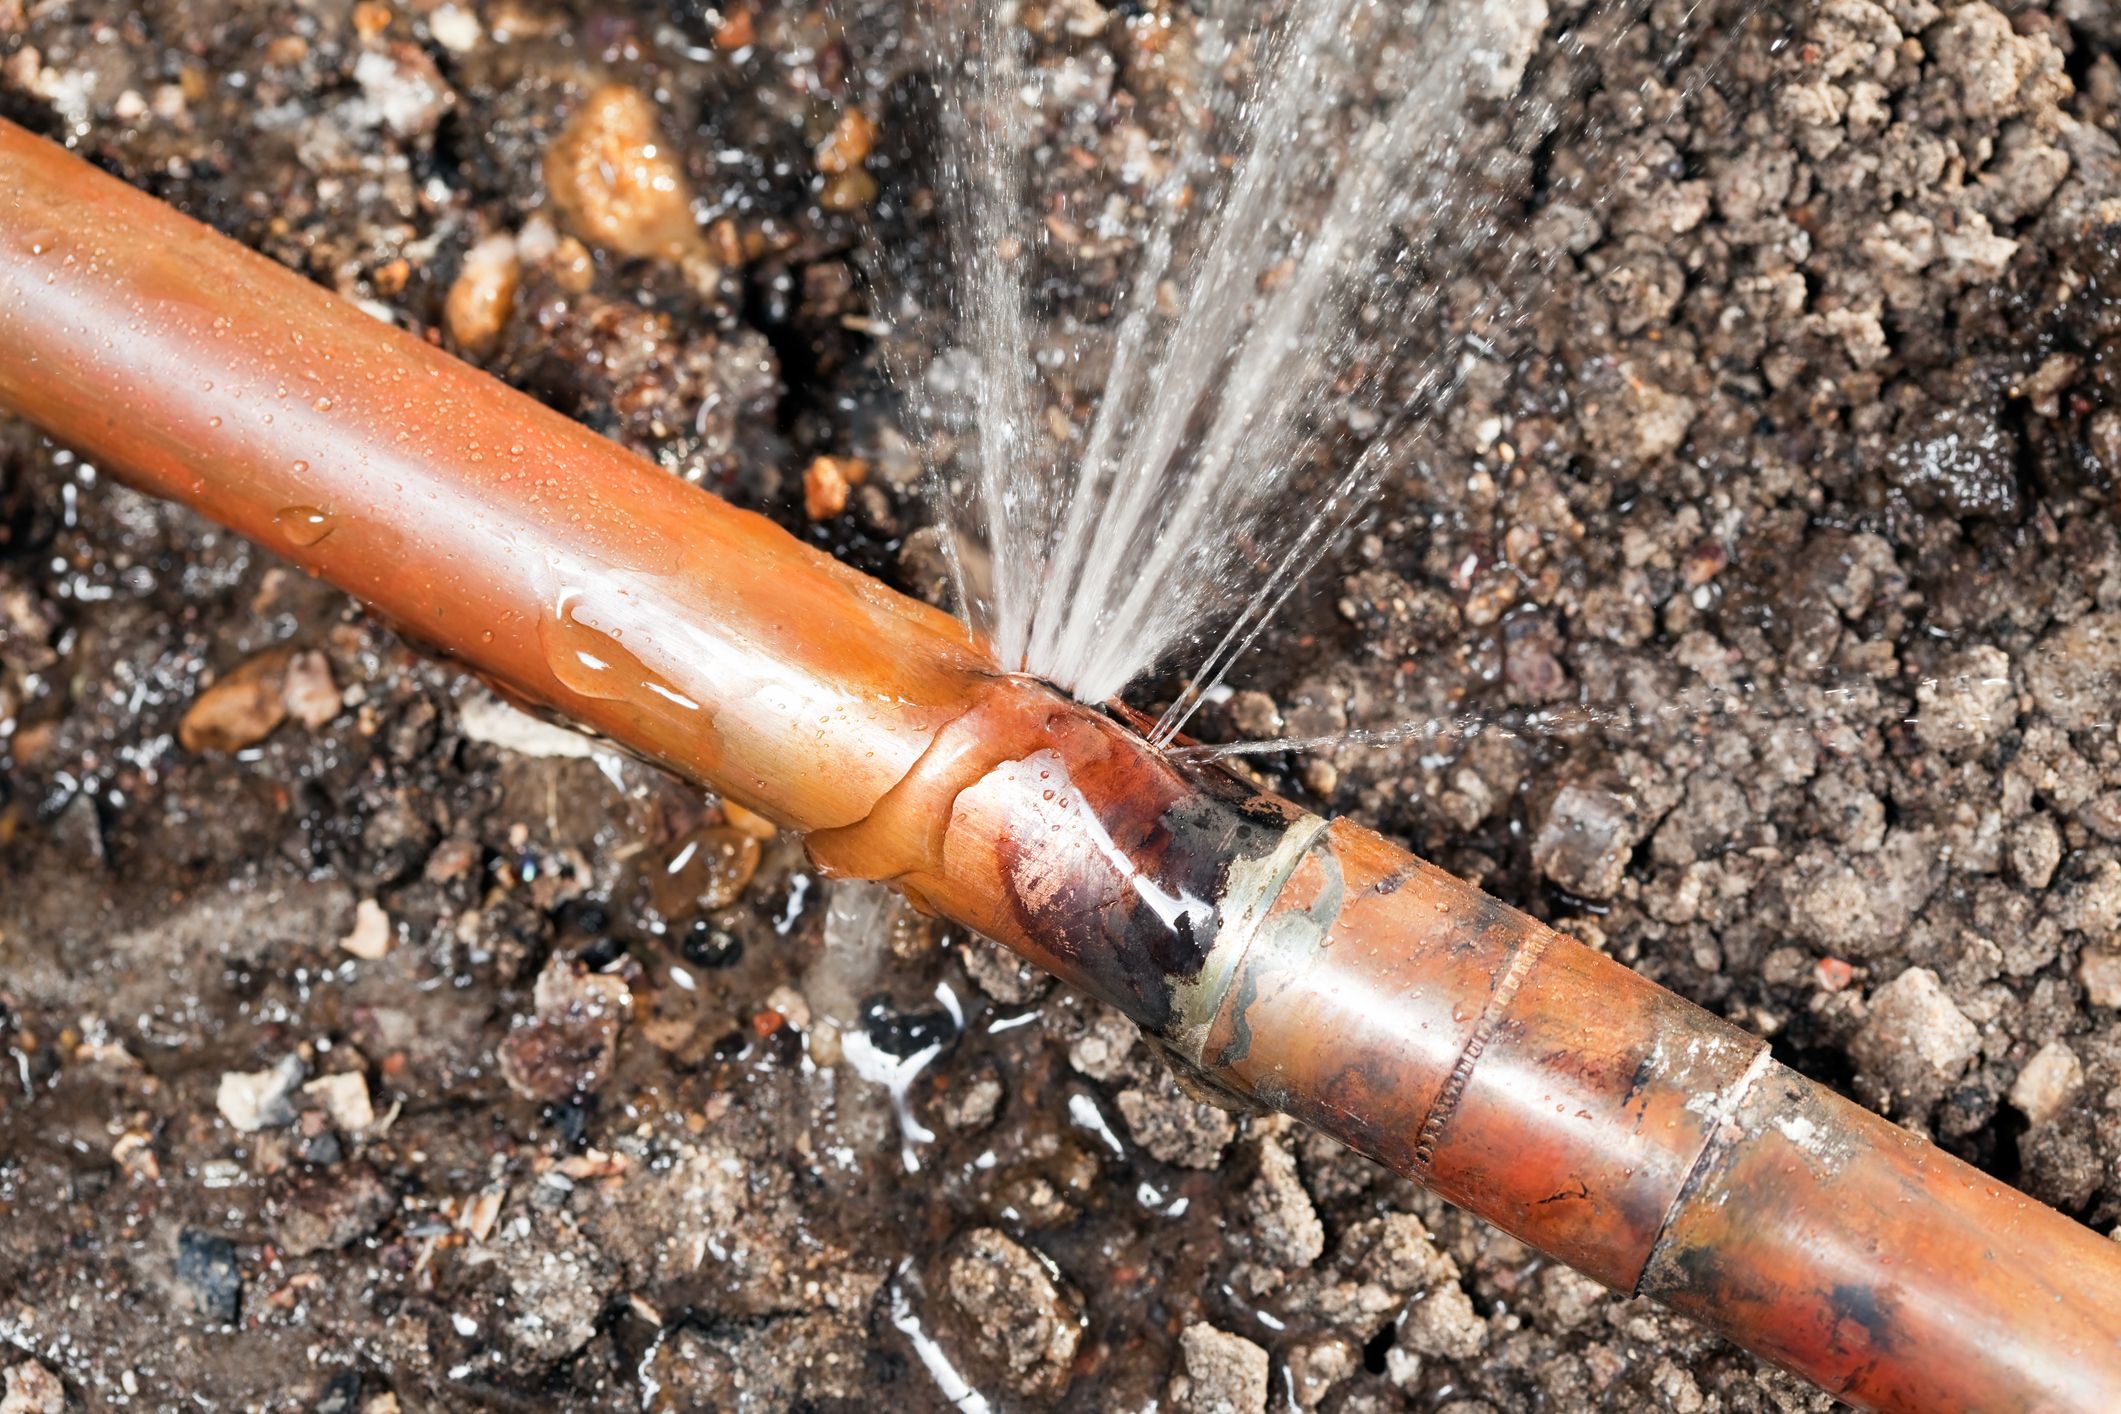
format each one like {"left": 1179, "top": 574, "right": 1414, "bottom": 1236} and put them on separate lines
{"left": 3, "top": 120, "right": 2118, "bottom": 1412}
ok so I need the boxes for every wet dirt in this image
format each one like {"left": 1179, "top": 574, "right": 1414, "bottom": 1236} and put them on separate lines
{"left": 5, "top": 1, "right": 2121, "bottom": 1410}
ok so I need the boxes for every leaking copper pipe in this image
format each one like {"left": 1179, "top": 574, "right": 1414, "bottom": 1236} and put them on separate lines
{"left": 3, "top": 120, "right": 2118, "bottom": 1411}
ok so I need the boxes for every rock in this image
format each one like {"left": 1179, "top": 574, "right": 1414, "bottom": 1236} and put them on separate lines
{"left": 444, "top": 233, "right": 520, "bottom": 357}
{"left": 339, "top": 898, "right": 393, "bottom": 961}
{"left": 349, "top": 43, "right": 453, "bottom": 139}
{"left": 648, "top": 827, "right": 761, "bottom": 916}
{"left": 1245, "top": 1136, "right": 1324, "bottom": 1270}
{"left": 499, "top": 958, "right": 630, "bottom": 1102}
{"left": 1785, "top": 831, "right": 1940, "bottom": 958}
{"left": 934, "top": 1058, "right": 1004, "bottom": 1133}
{"left": 217, "top": 1053, "right": 307, "bottom": 1132}
{"left": 802, "top": 455, "right": 867, "bottom": 521}
{"left": 272, "top": 1163, "right": 395, "bottom": 1256}
{"left": 1166, "top": 1322, "right": 1269, "bottom": 1414}
{"left": 941, "top": 1228, "right": 1083, "bottom": 1399}
{"left": 2080, "top": 949, "right": 2121, "bottom": 1008}
{"left": 302, "top": 1071, "right": 376, "bottom": 1132}
{"left": 281, "top": 650, "right": 342, "bottom": 729}
{"left": 545, "top": 85, "right": 704, "bottom": 266}
{"left": 490, "top": 1215, "right": 617, "bottom": 1364}
{"left": 175, "top": 1227, "right": 241, "bottom": 1322}
{"left": 1, "top": 1361, "right": 63, "bottom": 1414}
{"left": 180, "top": 651, "right": 291, "bottom": 753}
{"left": 458, "top": 692, "right": 603, "bottom": 760}
{"left": 2026, "top": 612, "right": 2121, "bottom": 732}
{"left": 1402, "top": 1280, "right": 1487, "bottom": 1359}
{"left": 1287, "top": 1337, "right": 1358, "bottom": 1409}
{"left": 2009, "top": 1039, "right": 2084, "bottom": 1127}
{"left": 1888, "top": 408, "right": 2018, "bottom": 519}
{"left": 1531, "top": 785, "right": 1643, "bottom": 899}
{"left": 1914, "top": 645, "right": 2016, "bottom": 756}
{"left": 2008, "top": 813, "right": 2063, "bottom": 890}
{"left": 1850, "top": 967, "right": 1980, "bottom": 1112}
{"left": 963, "top": 936, "right": 1053, "bottom": 1005}
{"left": 1116, "top": 1074, "right": 1237, "bottom": 1168}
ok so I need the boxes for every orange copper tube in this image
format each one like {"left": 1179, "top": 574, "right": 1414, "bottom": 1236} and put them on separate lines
{"left": 4, "top": 119, "right": 2119, "bottom": 1410}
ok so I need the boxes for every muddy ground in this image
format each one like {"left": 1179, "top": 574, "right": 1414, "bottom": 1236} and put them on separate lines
{"left": 6, "top": 0, "right": 2121, "bottom": 1409}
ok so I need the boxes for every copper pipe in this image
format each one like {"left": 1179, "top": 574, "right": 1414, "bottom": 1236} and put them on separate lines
{"left": 4, "top": 119, "right": 2118, "bottom": 1411}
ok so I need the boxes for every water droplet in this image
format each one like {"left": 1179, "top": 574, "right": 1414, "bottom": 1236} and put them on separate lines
{"left": 292, "top": 459, "right": 311, "bottom": 474}
{"left": 314, "top": 397, "right": 334, "bottom": 412}
{"left": 537, "top": 590, "right": 706, "bottom": 720}
{"left": 274, "top": 506, "right": 336, "bottom": 547}
{"left": 208, "top": 416, "right": 223, "bottom": 429}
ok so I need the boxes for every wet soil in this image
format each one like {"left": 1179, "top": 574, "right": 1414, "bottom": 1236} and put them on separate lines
{"left": 5, "top": 1, "right": 2121, "bottom": 1411}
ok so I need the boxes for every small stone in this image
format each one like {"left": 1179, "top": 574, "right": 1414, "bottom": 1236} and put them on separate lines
{"left": 935, "top": 1058, "right": 1004, "bottom": 1133}
{"left": 964, "top": 936, "right": 1054, "bottom": 1006}
{"left": 1850, "top": 967, "right": 1980, "bottom": 1111}
{"left": 803, "top": 454, "right": 852, "bottom": 520}
{"left": 1117, "top": 1074, "right": 1237, "bottom": 1168}
{"left": 1, "top": 1360, "right": 64, "bottom": 1414}
{"left": 719, "top": 800, "right": 778, "bottom": 840}
{"left": 2008, "top": 813, "right": 2063, "bottom": 890}
{"left": 2026, "top": 612, "right": 2121, "bottom": 732}
{"left": 942, "top": 1229, "right": 1083, "bottom": 1399}
{"left": 181, "top": 651, "right": 291, "bottom": 753}
{"left": 1402, "top": 1280, "right": 1487, "bottom": 1359}
{"left": 1166, "top": 1322, "right": 1269, "bottom": 1414}
{"left": 217, "top": 1054, "right": 307, "bottom": 1132}
{"left": 351, "top": 44, "right": 453, "bottom": 140}
{"left": 2080, "top": 950, "right": 2121, "bottom": 1008}
{"left": 281, "top": 650, "right": 341, "bottom": 730}
{"left": 499, "top": 958, "right": 630, "bottom": 1101}
{"left": 649, "top": 826, "right": 761, "bottom": 915}
{"left": 1531, "top": 785, "right": 1643, "bottom": 900}
{"left": 175, "top": 1228, "right": 241, "bottom": 1322}
{"left": 340, "top": 898, "right": 393, "bottom": 961}
{"left": 1228, "top": 690, "right": 1283, "bottom": 739}
{"left": 303, "top": 1072, "right": 376, "bottom": 1132}
{"left": 271, "top": 1163, "right": 395, "bottom": 1256}
{"left": 428, "top": 3, "right": 481, "bottom": 52}
{"left": 815, "top": 109, "right": 877, "bottom": 175}
{"left": 1245, "top": 1136, "right": 1324, "bottom": 1270}
{"left": 2009, "top": 1039, "right": 2084, "bottom": 1127}
{"left": 1914, "top": 645, "right": 2016, "bottom": 756}
{"left": 545, "top": 85, "right": 704, "bottom": 266}
{"left": 444, "top": 233, "right": 520, "bottom": 357}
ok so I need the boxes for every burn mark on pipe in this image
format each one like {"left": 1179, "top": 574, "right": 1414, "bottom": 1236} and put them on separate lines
{"left": 1411, "top": 929, "right": 1549, "bottom": 1170}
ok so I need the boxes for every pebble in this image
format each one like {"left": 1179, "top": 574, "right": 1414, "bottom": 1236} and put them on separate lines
{"left": 802, "top": 455, "right": 868, "bottom": 521}
{"left": 340, "top": 898, "right": 393, "bottom": 960}
{"left": 1913, "top": 644, "right": 2016, "bottom": 756}
{"left": 1117, "top": 1075, "right": 1237, "bottom": 1168}
{"left": 281, "top": 650, "right": 342, "bottom": 730}
{"left": 303, "top": 1071, "right": 376, "bottom": 1132}
{"left": 217, "top": 1053, "right": 307, "bottom": 1132}
{"left": 2081, "top": 949, "right": 2121, "bottom": 1009}
{"left": 1530, "top": 785, "right": 1643, "bottom": 900}
{"left": 175, "top": 1227, "right": 241, "bottom": 1322}
{"left": 1, "top": 1361, "right": 64, "bottom": 1414}
{"left": 2009, "top": 1039, "right": 2084, "bottom": 1127}
{"left": 2025, "top": 612, "right": 2121, "bottom": 733}
{"left": 272, "top": 1163, "right": 395, "bottom": 1256}
{"left": 545, "top": 85, "right": 704, "bottom": 266}
{"left": 180, "top": 651, "right": 291, "bottom": 753}
{"left": 499, "top": 958, "right": 630, "bottom": 1101}
{"left": 1166, "top": 1322, "right": 1269, "bottom": 1414}
{"left": 444, "top": 233, "right": 520, "bottom": 357}
{"left": 942, "top": 1228, "right": 1083, "bottom": 1399}
{"left": 1850, "top": 967, "right": 1980, "bottom": 1109}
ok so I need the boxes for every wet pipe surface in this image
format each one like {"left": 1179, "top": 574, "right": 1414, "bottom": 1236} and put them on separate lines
{"left": 3, "top": 118, "right": 2120, "bottom": 1411}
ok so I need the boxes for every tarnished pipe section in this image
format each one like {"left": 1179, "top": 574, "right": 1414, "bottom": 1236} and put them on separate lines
{"left": 6, "top": 120, "right": 2121, "bottom": 1411}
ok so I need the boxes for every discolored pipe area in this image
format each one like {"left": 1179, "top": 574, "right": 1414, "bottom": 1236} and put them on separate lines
{"left": 4, "top": 120, "right": 2119, "bottom": 1411}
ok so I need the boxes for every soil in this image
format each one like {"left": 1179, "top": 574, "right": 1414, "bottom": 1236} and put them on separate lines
{"left": 5, "top": 1, "right": 2121, "bottom": 1410}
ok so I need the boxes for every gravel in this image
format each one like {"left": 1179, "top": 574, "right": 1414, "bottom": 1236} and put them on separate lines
{"left": 5, "top": 0, "right": 2121, "bottom": 1409}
